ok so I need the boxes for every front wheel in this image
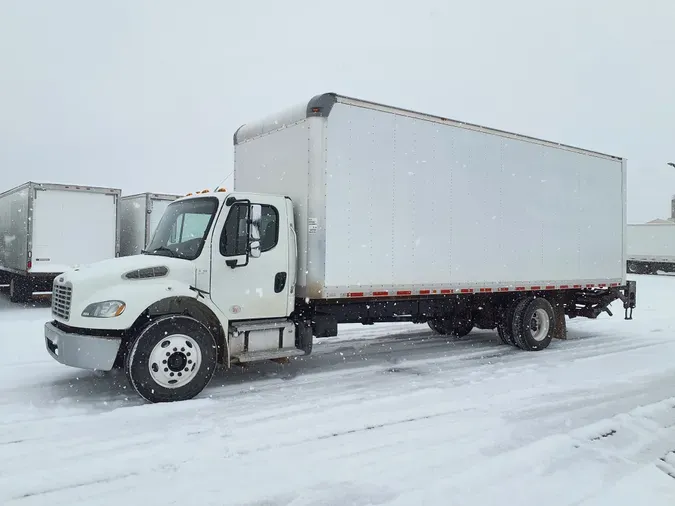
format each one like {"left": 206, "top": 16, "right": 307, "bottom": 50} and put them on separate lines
{"left": 125, "top": 315, "right": 218, "bottom": 403}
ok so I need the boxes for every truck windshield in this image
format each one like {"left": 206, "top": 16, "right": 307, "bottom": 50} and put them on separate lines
{"left": 144, "top": 197, "right": 219, "bottom": 260}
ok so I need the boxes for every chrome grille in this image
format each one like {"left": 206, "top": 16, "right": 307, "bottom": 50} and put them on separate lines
{"left": 52, "top": 282, "right": 72, "bottom": 321}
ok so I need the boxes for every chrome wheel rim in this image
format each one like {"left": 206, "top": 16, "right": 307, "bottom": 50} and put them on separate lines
{"left": 529, "top": 308, "right": 550, "bottom": 342}
{"left": 148, "top": 334, "right": 202, "bottom": 389}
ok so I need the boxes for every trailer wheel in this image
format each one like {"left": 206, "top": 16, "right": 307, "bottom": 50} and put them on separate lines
{"left": 496, "top": 298, "right": 521, "bottom": 346}
{"left": 511, "top": 297, "right": 555, "bottom": 351}
{"left": 124, "top": 315, "right": 217, "bottom": 403}
{"left": 9, "top": 277, "right": 31, "bottom": 303}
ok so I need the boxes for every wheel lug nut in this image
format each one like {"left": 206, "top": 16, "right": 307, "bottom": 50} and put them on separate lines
{"left": 164, "top": 368, "right": 168, "bottom": 372}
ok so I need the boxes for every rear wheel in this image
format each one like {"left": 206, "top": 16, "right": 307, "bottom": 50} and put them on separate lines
{"left": 125, "top": 315, "right": 217, "bottom": 403}
{"left": 428, "top": 317, "right": 473, "bottom": 338}
{"left": 511, "top": 297, "right": 555, "bottom": 351}
{"left": 496, "top": 298, "right": 522, "bottom": 346}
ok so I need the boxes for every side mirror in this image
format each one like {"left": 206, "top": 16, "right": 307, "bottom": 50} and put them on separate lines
{"left": 250, "top": 204, "right": 262, "bottom": 226}
{"left": 249, "top": 240, "right": 261, "bottom": 258}
{"left": 248, "top": 204, "right": 262, "bottom": 259}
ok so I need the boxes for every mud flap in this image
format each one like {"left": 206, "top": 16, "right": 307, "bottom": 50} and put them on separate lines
{"left": 552, "top": 300, "right": 567, "bottom": 340}
{"left": 623, "top": 280, "right": 636, "bottom": 320}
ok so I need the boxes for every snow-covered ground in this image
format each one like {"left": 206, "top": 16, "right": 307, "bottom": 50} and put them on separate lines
{"left": 1, "top": 276, "right": 674, "bottom": 505}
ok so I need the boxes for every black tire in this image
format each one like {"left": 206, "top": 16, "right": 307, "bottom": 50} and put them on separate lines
{"left": 428, "top": 320, "right": 446, "bottom": 335}
{"left": 496, "top": 298, "right": 521, "bottom": 346}
{"left": 9, "top": 276, "right": 31, "bottom": 303}
{"left": 428, "top": 318, "right": 473, "bottom": 338}
{"left": 511, "top": 297, "right": 555, "bottom": 351}
{"left": 125, "top": 315, "right": 217, "bottom": 403}
{"left": 451, "top": 317, "right": 473, "bottom": 338}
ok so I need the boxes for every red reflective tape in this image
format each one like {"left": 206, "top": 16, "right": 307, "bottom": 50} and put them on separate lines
{"left": 372, "top": 291, "right": 388, "bottom": 297}
{"left": 560, "top": 285, "right": 569, "bottom": 289}
{"left": 610, "top": 283, "right": 619, "bottom": 287}
{"left": 598, "top": 284, "right": 607, "bottom": 288}
{"left": 397, "top": 290, "right": 412, "bottom": 296}
{"left": 531, "top": 286, "right": 541, "bottom": 290}
{"left": 460, "top": 288, "right": 474, "bottom": 293}
{"left": 586, "top": 284, "right": 595, "bottom": 288}
{"left": 573, "top": 284, "right": 582, "bottom": 289}
{"left": 440, "top": 289, "right": 453, "bottom": 294}
{"left": 515, "top": 286, "right": 526, "bottom": 291}
{"left": 348, "top": 292, "right": 364, "bottom": 298}
{"left": 546, "top": 285, "right": 555, "bottom": 290}
{"left": 498, "top": 287, "right": 509, "bottom": 292}
{"left": 479, "top": 288, "right": 492, "bottom": 293}
{"left": 419, "top": 290, "right": 431, "bottom": 295}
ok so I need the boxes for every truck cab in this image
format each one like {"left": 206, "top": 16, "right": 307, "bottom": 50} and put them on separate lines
{"left": 45, "top": 190, "right": 310, "bottom": 403}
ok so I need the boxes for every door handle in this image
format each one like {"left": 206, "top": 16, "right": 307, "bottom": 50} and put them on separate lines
{"left": 274, "top": 272, "right": 287, "bottom": 293}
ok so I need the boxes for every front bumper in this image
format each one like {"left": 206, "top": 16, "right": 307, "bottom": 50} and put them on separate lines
{"left": 44, "top": 322, "right": 122, "bottom": 371}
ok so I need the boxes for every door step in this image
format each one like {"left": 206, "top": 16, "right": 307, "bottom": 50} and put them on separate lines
{"left": 231, "top": 318, "right": 294, "bottom": 335}
{"left": 233, "top": 348, "right": 306, "bottom": 363}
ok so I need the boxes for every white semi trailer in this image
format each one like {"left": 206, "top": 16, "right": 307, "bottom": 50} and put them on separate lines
{"left": 119, "top": 192, "right": 180, "bottom": 257}
{"left": 0, "top": 182, "right": 120, "bottom": 303}
{"left": 626, "top": 222, "right": 675, "bottom": 274}
{"left": 43, "top": 93, "right": 637, "bottom": 403}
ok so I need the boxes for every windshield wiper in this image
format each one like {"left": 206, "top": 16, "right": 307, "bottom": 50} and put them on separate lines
{"left": 147, "top": 246, "right": 177, "bottom": 258}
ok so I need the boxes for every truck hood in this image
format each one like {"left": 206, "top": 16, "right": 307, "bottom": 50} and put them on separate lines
{"left": 57, "top": 254, "right": 196, "bottom": 287}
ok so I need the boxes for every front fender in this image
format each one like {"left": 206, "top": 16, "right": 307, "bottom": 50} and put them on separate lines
{"left": 67, "top": 281, "right": 200, "bottom": 330}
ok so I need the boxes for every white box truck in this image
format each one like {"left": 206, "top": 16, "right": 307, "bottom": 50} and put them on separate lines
{"left": 0, "top": 182, "right": 121, "bottom": 303}
{"left": 119, "top": 192, "right": 180, "bottom": 257}
{"left": 43, "top": 93, "right": 637, "bottom": 403}
{"left": 626, "top": 222, "right": 675, "bottom": 274}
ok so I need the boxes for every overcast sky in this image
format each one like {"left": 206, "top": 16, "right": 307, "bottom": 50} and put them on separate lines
{"left": 1, "top": 0, "right": 674, "bottom": 223}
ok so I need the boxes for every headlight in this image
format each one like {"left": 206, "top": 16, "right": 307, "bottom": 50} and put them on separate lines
{"left": 82, "top": 300, "right": 126, "bottom": 318}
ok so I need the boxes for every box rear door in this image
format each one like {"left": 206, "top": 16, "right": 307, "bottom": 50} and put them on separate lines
{"left": 31, "top": 189, "right": 117, "bottom": 273}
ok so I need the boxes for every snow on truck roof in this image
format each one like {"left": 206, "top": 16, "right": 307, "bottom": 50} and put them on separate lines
{"left": 233, "top": 92, "right": 624, "bottom": 162}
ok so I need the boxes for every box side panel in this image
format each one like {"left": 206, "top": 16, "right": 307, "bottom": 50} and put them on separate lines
{"left": 234, "top": 119, "right": 314, "bottom": 295}
{"left": 0, "top": 187, "right": 30, "bottom": 273}
{"left": 323, "top": 102, "right": 624, "bottom": 296}
{"left": 31, "top": 189, "right": 118, "bottom": 273}
{"left": 119, "top": 195, "right": 147, "bottom": 257}
{"left": 626, "top": 224, "right": 675, "bottom": 262}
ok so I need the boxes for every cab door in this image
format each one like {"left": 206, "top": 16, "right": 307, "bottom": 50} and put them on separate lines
{"left": 209, "top": 195, "right": 291, "bottom": 321}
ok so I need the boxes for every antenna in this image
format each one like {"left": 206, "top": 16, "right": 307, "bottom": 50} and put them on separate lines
{"left": 213, "top": 169, "right": 234, "bottom": 192}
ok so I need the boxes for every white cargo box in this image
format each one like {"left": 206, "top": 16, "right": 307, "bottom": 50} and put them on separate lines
{"left": 234, "top": 93, "right": 626, "bottom": 300}
{"left": 626, "top": 223, "right": 675, "bottom": 263}
{"left": 0, "top": 182, "right": 120, "bottom": 275}
{"left": 119, "top": 192, "right": 180, "bottom": 256}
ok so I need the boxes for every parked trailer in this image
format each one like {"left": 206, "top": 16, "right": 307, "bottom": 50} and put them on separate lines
{"left": 43, "top": 93, "right": 636, "bottom": 403}
{"left": 119, "top": 192, "right": 180, "bottom": 257}
{"left": 626, "top": 222, "right": 675, "bottom": 274}
{"left": 0, "top": 182, "right": 120, "bottom": 302}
